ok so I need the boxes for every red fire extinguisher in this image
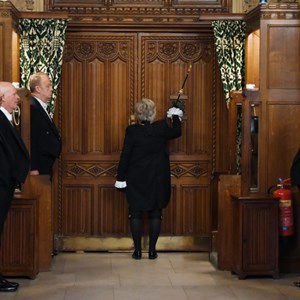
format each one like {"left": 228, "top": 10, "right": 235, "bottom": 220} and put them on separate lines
{"left": 272, "top": 178, "right": 294, "bottom": 236}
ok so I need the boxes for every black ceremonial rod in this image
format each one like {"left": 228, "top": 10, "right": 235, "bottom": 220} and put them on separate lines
{"left": 173, "top": 64, "right": 192, "bottom": 112}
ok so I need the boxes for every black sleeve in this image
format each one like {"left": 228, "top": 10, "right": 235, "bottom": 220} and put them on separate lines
{"left": 116, "top": 126, "right": 134, "bottom": 181}
{"left": 165, "top": 115, "right": 182, "bottom": 140}
{"left": 291, "top": 148, "right": 300, "bottom": 187}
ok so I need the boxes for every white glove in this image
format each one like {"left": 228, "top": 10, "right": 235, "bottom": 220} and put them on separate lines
{"left": 114, "top": 181, "right": 127, "bottom": 189}
{"left": 167, "top": 107, "right": 183, "bottom": 120}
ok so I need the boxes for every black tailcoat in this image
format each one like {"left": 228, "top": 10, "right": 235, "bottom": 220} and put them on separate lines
{"left": 0, "top": 111, "right": 30, "bottom": 234}
{"left": 117, "top": 116, "right": 181, "bottom": 211}
{"left": 30, "top": 96, "right": 61, "bottom": 175}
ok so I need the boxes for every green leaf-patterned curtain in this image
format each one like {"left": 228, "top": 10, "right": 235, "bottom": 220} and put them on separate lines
{"left": 212, "top": 20, "right": 246, "bottom": 174}
{"left": 212, "top": 20, "right": 246, "bottom": 105}
{"left": 18, "top": 18, "right": 68, "bottom": 116}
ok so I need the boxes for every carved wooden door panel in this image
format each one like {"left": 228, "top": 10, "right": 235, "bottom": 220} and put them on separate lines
{"left": 57, "top": 32, "right": 215, "bottom": 252}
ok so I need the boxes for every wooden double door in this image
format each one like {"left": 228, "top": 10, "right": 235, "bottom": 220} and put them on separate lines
{"left": 56, "top": 31, "right": 218, "bottom": 252}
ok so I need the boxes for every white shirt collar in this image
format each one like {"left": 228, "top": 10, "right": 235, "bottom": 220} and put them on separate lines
{"left": 33, "top": 96, "right": 52, "bottom": 119}
{"left": 0, "top": 106, "right": 13, "bottom": 122}
{"left": 34, "top": 96, "right": 48, "bottom": 110}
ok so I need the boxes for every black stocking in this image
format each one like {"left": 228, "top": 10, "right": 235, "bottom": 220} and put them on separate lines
{"left": 148, "top": 218, "right": 161, "bottom": 252}
{"left": 130, "top": 218, "right": 142, "bottom": 252}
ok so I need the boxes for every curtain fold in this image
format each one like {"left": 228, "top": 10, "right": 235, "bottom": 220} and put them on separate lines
{"left": 212, "top": 20, "right": 246, "bottom": 105}
{"left": 19, "top": 18, "right": 68, "bottom": 115}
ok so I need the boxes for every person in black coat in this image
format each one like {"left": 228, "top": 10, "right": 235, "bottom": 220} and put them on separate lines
{"left": 115, "top": 98, "right": 182, "bottom": 260}
{"left": 0, "top": 82, "right": 30, "bottom": 292}
{"left": 29, "top": 72, "right": 61, "bottom": 178}
{"left": 291, "top": 148, "right": 300, "bottom": 191}
{"left": 290, "top": 149, "right": 300, "bottom": 288}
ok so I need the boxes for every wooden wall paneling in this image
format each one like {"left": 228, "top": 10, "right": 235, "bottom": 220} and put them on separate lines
{"left": 96, "top": 186, "right": 129, "bottom": 236}
{"left": 266, "top": 103, "right": 300, "bottom": 189}
{"left": 62, "top": 185, "right": 93, "bottom": 237}
{"left": 61, "top": 59, "right": 84, "bottom": 153}
{"left": 0, "top": 1, "right": 19, "bottom": 82}
{"left": 0, "top": 196, "right": 38, "bottom": 279}
{"left": 181, "top": 185, "right": 211, "bottom": 235}
{"left": 259, "top": 16, "right": 300, "bottom": 192}
{"left": 268, "top": 25, "right": 300, "bottom": 90}
{"left": 26, "top": 175, "right": 52, "bottom": 271}
{"left": 160, "top": 185, "right": 177, "bottom": 235}
{"left": 62, "top": 34, "right": 136, "bottom": 156}
{"left": 85, "top": 59, "right": 105, "bottom": 154}
{"left": 217, "top": 174, "right": 241, "bottom": 270}
{"left": 259, "top": 21, "right": 300, "bottom": 104}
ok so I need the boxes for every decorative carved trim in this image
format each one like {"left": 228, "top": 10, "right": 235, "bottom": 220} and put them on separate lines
{"left": 260, "top": 3, "right": 299, "bottom": 20}
{"left": 25, "top": 0, "right": 34, "bottom": 10}
{"left": 0, "top": 1, "right": 19, "bottom": 21}
{"left": 170, "top": 162, "right": 208, "bottom": 178}
{"left": 0, "top": 9, "right": 10, "bottom": 18}
{"left": 245, "top": 3, "right": 300, "bottom": 32}
{"left": 65, "top": 162, "right": 118, "bottom": 178}
{"left": 45, "top": 0, "right": 230, "bottom": 25}
{"left": 63, "top": 37, "right": 132, "bottom": 61}
{"left": 65, "top": 161, "right": 208, "bottom": 178}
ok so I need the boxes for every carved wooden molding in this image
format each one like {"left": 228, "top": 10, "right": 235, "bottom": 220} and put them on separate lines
{"left": 170, "top": 162, "right": 208, "bottom": 178}
{"left": 260, "top": 3, "right": 299, "bottom": 20}
{"left": 45, "top": 0, "right": 231, "bottom": 25}
{"left": 245, "top": 3, "right": 299, "bottom": 32}
{"left": 45, "top": 0, "right": 230, "bottom": 10}
{"left": 0, "top": 1, "right": 19, "bottom": 20}
{"left": 66, "top": 162, "right": 118, "bottom": 178}
{"left": 63, "top": 38, "right": 131, "bottom": 61}
{"left": 65, "top": 161, "right": 208, "bottom": 178}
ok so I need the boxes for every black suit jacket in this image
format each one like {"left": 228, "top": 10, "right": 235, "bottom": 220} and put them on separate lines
{"left": 0, "top": 112, "right": 30, "bottom": 234}
{"left": 291, "top": 148, "right": 300, "bottom": 189}
{"left": 30, "top": 96, "right": 62, "bottom": 175}
{"left": 116, "top": 116, "right": 181, "bottom": 211}
{"left": 0, "top": 111, "right": 30, "bottom": 184}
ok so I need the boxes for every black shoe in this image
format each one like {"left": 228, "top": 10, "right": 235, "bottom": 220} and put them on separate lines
{"left": 132, "top": 250, "right": 142, "bottom": 260}
{"left": 1, "top": 279, "right": 19, "bottom": 288}
{"left": 0, "top": 280, "right": 18, "bottom": 292}
{"left": 148, "top": 251, "right": 158, "bottom": 260}
{"left": 294, "top": 282, "right": 300, "bottom": 287}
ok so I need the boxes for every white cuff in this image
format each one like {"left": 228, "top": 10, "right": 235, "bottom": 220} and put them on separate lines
{"left": 114, "top": 181, "right": 127, "bottom": 189}
{"left": 167, "top": 107, "right": 183, "bottom": 119}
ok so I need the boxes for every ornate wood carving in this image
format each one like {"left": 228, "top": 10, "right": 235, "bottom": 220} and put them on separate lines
{"left": 260, "top": 3, "right": 300, "bottom": 20}
{"left": 0, "top": 1, "right": 19, "bottom": 20}
{"left": 64, "top": 161, "right": 208, "bottom": 178}
{"left": 66, "top": 162, "right": 118, "bottom": 178}
{"left": 45, "top": 0, "right": 231, "bottom": 25}
{"left": 171, "top": 162, "right": 208, "bottom": 178}
{"left": 58, "top": 30, "right": 217, "bottom": 251}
